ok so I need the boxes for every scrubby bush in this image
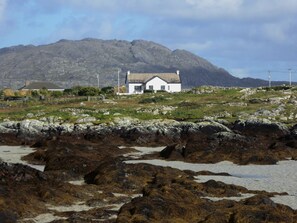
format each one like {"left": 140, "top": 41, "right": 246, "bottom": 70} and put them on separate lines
{"left": 101, "top": 86, "right": 114, "bottom": 94}
{"left": 139, "top": 96, "right": 167, "bottom": 104}
{"left": 77, "top": 87, "right": 100, "bottom": 96}
{"left": 63, "top": 86, "right": 101, "bottom": 96}
{"left": 144, "top": 89, "right": 154, "bottom": 93}
{"left": 63, "top": 88, "right": 73, "bottom": 95}
{"left": 263, "top": 85, "right": 291, "bottom": 91}
{"left": 51, "top": 91, "right": 63, "bottom": 98}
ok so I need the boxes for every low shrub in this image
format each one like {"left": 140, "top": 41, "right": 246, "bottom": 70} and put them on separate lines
{"left": 139, "top": 96, "right": 167, "bottom": 104}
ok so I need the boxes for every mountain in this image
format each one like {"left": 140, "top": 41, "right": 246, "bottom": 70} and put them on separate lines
{"left": 0, "top": 38, "right": 270, "bottom": 89}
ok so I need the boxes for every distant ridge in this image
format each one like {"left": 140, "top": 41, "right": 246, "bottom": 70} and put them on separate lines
{"left": 0, "top": 38, "right": 283, "bottom": 89}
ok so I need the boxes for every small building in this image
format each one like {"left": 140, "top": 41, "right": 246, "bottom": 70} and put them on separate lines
{"left": 126, "top": 70, "right": 181, "bottom": 94}
{"left": 19, "top": 81, "right": 64, "bottom": 92}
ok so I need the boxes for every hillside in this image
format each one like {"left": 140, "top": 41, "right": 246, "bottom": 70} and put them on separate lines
{"left": 0, "top": 38, "right": 269, "bottom": 89}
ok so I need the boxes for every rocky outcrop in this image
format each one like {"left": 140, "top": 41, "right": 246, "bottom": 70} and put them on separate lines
{"left": 157, "top": 128, "right": 296, "bottom": 165}
{"left": 0, "top": 160, "right": 136, "bottom": 222}
{"left": 233, "top": 119, "right": 290, "bottom": 137}
{"left": 0, "top": 162, "right": 78, "bottom": 219}
{"left": 84, "top": 156, "right": 196, "bottom": 194}
{"left": 21, "top": 138, "right": 133, "bottom": 180}
{"left": 117, "top": 172, "right": 297, "bottom": 223}
{"left": 139, "top": 119, "right": 295, "bottom": 165}
{"left": 1, "top": 118, "right": 297, "bottom": 164}
{"left": 0, "top": 119, "right": 232, "bottom": 145}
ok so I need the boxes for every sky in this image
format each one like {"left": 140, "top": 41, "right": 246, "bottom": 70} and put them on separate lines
{"left": 0, "top": 0, "right": 296, "bottom": 82}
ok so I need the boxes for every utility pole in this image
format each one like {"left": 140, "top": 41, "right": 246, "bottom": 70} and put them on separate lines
{"left": 117, "top": 69, "right": 120, "bottom": 94}
{"left": 268, "top": 70, "right": 271, "bottom": 87}
{"left": 96, "top": 74, "right": 100, "bottom": 89}
{"left": 289, "top": 68, "right": 292, "bottom": 86}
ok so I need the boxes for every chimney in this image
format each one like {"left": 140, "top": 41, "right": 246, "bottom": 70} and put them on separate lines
{"left": 25, "top": 81, "right": 30, "bottom": 86}
{"left": 176, "top": 70, "right": 180, "bottom": 75}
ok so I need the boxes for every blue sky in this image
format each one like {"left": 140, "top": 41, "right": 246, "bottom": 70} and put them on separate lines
{"left": 0, "top": 0, "right": 296, "bottom": 82}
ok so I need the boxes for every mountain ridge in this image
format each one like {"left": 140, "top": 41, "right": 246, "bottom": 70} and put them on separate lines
{"left": 0, "top": 38, "right": 274, "bottom": 89}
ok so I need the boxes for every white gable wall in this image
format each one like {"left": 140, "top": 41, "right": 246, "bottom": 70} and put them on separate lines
{"left": 127, "top": 76, "right": 181, "bottom": 94}
{"left": 145, "top": 77, "right": 167, "bottom": 91}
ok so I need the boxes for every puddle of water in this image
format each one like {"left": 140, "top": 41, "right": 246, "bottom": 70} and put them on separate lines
{"left": 122, "top": 146, "right": 165, "bottom": 158}
{"left": 0, "top": 145, "right": 45, "bottom": 171}
{"left": 46, "top": 202, "right": 93, "bottom": 212}
{"left": 21, "top": 213, "right": 67, "bottom": 223}
{"left": 202, "top": 193, "right": 255, "bottom": 202}
{"left": 68, "top": 179, "right": 85, "bottom": 185}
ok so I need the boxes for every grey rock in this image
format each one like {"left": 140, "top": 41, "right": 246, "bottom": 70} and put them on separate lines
{"left": 211, "top": 131, "right": 246, "bottom": 141}
{"left": 0, "top": 118, "right": 290, "bottom": 144}
{"left": 195, "top": 121, "right": 232, "bottom": 135}
{"left": 76, "top": 116, "right": 97, "bottom": 124}
{"left": 0, "top": 121, "right": 18, "bottom": 134}
{"left": 18, "top": 119, "right": 47, "bottom": 136}
{"left": 233, "top": 119, "right": 289, "bottom": 136}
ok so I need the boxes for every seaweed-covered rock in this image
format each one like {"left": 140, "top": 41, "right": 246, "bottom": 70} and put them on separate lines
{"left": 117, "top": 174, "right": 297, "bottom": 223}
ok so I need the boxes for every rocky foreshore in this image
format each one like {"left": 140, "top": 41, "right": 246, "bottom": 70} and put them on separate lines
{"left": 1, "top": 118, "right": 297, "bottom": 222}
{"left": 1, "top": 117, "right": 296, "bottom": 164}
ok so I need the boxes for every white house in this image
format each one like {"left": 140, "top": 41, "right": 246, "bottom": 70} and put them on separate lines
{"left": 126, "top": 70, "right": 181, "bottom": 94}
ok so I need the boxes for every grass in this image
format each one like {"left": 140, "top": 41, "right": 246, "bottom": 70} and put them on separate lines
{"left": 1, "top": 86, "right": 297, "bottom": 124}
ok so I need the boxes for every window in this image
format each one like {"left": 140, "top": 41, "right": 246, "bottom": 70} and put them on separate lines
{"left": 134, "top": 86, "right": 142, "bottom": 92}
{"left": 168, "top": 85, "right": 170, "bottom": 90}
{"left": 149, "top": 85, "right": 153, "bottom": 90}
{"left": 161, "top": 85, "right": 165, "bottom": 90}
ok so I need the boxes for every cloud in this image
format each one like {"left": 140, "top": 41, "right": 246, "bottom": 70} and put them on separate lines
{"left": 46, "top": 15, "right": 117, "bottom": 43}
{"left": 0, "top": 0, "right": 7, "bottom": 22}
{"left": 245, "top": 0, "right": 297, "bottom": 19}
{"left": 229, "top": 68, "right": 250, "bottom": 78}
{"left": 176, "top": 41, "right": 213, "bottom": 52}
{"left": 50, "top": 0, "right": 297, "bottom": 21}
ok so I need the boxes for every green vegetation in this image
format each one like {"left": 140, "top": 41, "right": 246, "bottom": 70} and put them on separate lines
{"left": 64, "top": 86, "right": 101, "bottom": 96}
{"left": 1, "top": 85, "right": 297, "bottom": 124}
{"left": 139, "top": 96, "right": 167, "bottom": 104}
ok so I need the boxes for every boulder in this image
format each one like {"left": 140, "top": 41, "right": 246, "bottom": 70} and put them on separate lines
{"left": 159, "top": 144, "right": 185, "bottom": 159}
{"left": 192, "top": 121, "right": 232, "bottom": 135}
{"left": 44, "top": 139, "right": 122, "bottom": 180}
{"left": 18, "top": 119, "right": 46, "bottom": 136}
{"left": 85, "top": 156, "right": 195, "bottom": 193}
{"left": 233, "top": 119, "right": 289, "bottom": 137}
{"left": 0, "top": 121, "right": 18, "bottom": 134}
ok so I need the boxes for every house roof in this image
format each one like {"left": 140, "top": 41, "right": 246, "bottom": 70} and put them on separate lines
{"left": 127, "top": 72, "right": 181, "bottom": 84}
{"left": 19, "top": 81, "right": 63, "bottom": 90}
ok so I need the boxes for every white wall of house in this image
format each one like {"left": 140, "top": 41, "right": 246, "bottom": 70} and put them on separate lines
{"left": 167, "top": 83, "right": 181, "bottom": 93}
{"left": 127, "top": 76, "right": 181, "bottom": 94}
{"left": 145, "top": 77, "right": 167, "bottom": 91}
{"left": 127, "top": 83, "right": 143, "bottom": 94}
